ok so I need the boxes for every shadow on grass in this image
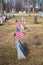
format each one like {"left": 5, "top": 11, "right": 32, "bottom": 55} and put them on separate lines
{"left": 0, "top": 24, "right": 3, "bottom": 26}
{"left": 34, "top": 21, "right": 42, "bottom": 24}
{"left": 24, "top": 27, "right": 27, "bottom": 29}
{"left": 35, "top": 41, "right": 41, "bottom": 46}
{"left": 23, "top": 42, "right": 30, "bottom": 57}
{"left": 34, "top": 35, "right": 41, "bottom": 46}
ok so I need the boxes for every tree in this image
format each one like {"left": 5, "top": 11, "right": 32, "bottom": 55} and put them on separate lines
{"left": 27, "top": 0, "right": 30, "bottom": 16}
{"left": 2, "top": 0, "right": 5, "bottom": 14}
{"left": 0, "top": 0, "right": 4, "bottom": 14}
{"left": 4, "top": 0, "right": 13, "bottom": 13}
{"left": 15, "top": 1, "right": 23, "bottom": 12}
{"left": 32, "top": 0, "right": 36, "bottom": 13}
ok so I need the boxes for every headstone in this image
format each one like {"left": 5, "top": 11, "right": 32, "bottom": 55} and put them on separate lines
{"left": 20, "top": 24, "right": 24, "bottom": 30}
{"left": 34, "top": 16, "right": 38, "bottom": 24}
{"left": 22, "top": 13, "right": 24, "bottom": 22}
{"left": 4, "top": 11, "right": 6, "bottom": 15}
{"left": 23, "top": 11, "right": 26, "bottom": 14}
{"left": 16, "top": 28, "right": 24, "bottom": 38}
{"left": 38, "top": 12, "right": 42, "bottom": 16}
{"left": 12, "top": 9, "right": 14, "bottom": 14}
{"left": 0, "top": 17, "right": 3, "bottom": 25}
{"left": 19, "top": 11, "right": 22, "bottom": 14}
{"left": 19, "top": 11, "right": 24, "bottom": 21}
{"left": 6, "top": 13, "right": 10, "bottom": 19}
{"left": 42, "top": 12, "right": 43, "bottom": 17}
{"left": 16, "top": 39, "right": 26, "bottom": 59}
{"left": 10, "top": 13, "right": 14, "bottom": 17}
{"left": 2, "top": 15, "right": 6, "bottom": 21}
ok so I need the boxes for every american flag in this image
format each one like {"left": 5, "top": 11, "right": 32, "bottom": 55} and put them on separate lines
{"left": 16, "top": 28, "right": 24, "bottom": 38}
{"left": 23, "top": 18, "right": 26, "bottom": 24}
{"left": 15, "top": 20, "right": 20, "bottom": 28}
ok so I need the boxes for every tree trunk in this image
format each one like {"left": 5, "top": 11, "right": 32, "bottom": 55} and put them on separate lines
{"left": 27, "top": 0, "right": 30, "bottom": 17}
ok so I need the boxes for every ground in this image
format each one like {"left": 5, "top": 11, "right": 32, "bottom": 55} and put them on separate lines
{"left": 0, "top": 15, "right": 43, "bottom": 65}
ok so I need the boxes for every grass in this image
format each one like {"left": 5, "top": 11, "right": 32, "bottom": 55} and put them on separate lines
{"left": 0, "top": 16, "right": 43, "bottom": 65}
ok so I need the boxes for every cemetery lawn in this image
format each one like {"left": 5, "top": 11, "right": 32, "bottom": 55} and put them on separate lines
{"left": 0, "top": 16, "right": 43, "bottom": 65}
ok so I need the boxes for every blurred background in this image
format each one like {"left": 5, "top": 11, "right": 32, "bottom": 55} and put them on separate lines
{"left": 0, "top": 0, "right": 43, "bottom": 14}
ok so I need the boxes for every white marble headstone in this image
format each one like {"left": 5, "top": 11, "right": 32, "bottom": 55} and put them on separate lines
{"left": 42, "top": 12, "right": 43, "bottom": 17}
{"left": 20, "top": 24, "right": 24, "bottom": 30}
{"left": 0, "top": 17, "right": 3, "bottom": 24}
{"left": 2, "top": 15, "right": 6, "bottom": 21}
{"left": 16, "top": 39, "right": 26, "bottom": 59}
{"left": 38, "top": 12, "right": 42, "bottom": 16}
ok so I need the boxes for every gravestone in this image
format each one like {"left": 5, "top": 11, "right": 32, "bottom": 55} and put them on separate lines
{"left": 6, "top": 13, "right": 10, "bottom": 19}
{"left": 20, "top": 24, "right": 24, "bottom": 30}
{"left": 16, "top": 39, "right": 26, "bottom": 59}
{"left": 4, "top": 11, "right": 6, "bottom": 15}
{"left": 42, "top": 12, "right": 43, "bottom": 17}
{"left": 0, "top": 16, "right": 3, "bottom": 25}
{"left": 21, "top": 12, "right": 24, "bottom": 22}
{"left": 38, "top": 12, "right": 42, "bottom": 16}
{"left": 19, "top": 11, "right": 25, "bottom": 22}
{"left": 2, "top": 15, "right": 6, "bottom": 21}
{"left": 34, "top": 16, "right": 38, "bottom": 24}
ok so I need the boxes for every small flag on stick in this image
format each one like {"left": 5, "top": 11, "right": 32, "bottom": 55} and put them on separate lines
{"left": 16, "top": 28, "right": 24, "bottom": 38}
{"left": 15, "top": 20, "right": 20, "bottom": 28}
{"left": 23, "top": 18, "right": 26, "bottom": 24}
